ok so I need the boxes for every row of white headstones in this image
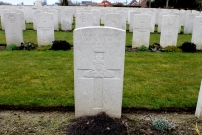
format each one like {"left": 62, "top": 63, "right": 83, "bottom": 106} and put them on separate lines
{"left": 1, "top": 6, "right": 202, "bottom": 119}
{"left": 0, "top": 6, "right": 202, "bottom": 49}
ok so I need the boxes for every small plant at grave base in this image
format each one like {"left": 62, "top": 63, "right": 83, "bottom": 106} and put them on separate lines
{"left": 149, "top": 43, "right": 165, "bottom": 52}
{"left": 152, "top": 118, "right": 175, "bottom": 132}
{"left": 36, "top": 45, "right": 52, "bottom": 51}
{"left": 138, "top": 45, "right": 148, "bottom": 51}
{"left": 179, "top": 42, "right": 196, "bottom": 53}
{"left": 164, "top": 45, "right": 182, "bottom": 52}
{"left": 7, "top": 44, "right": 18, "bottom": 51}
{"left": 21, "top": 41, "right": 36, "bottom": 50}
{"left": 194, "top": 122, "right": 201, "bottom": 135}
{"left": 51, "top": 40, "right": 71, "bottom": 51}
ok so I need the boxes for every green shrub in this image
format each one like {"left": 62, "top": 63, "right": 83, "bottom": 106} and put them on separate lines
{"left": 138, "top": 45, "right": 148, "bottom": 51}
{"left": 36, "top": 45, "right": 52, "bottom": 51}
{"left": 7, "top": 44, "right": 18, "bottom": 51}
{"left": 152, "top": 118, "right": 175, "bottom": 132}
{"left": 51, "top": 40, "right": 71, "bottom": 51}
{"left": 164, "top": 46, "right": 182, "bottom": 52}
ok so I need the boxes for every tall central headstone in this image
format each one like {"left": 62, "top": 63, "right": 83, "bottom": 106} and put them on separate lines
{"left": 74, "top": 27, "right": 126, "bottom": 118}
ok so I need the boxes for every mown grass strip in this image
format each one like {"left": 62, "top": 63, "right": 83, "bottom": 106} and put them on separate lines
{"left": 0, "top": 51, "right": 201, "bottom": 109}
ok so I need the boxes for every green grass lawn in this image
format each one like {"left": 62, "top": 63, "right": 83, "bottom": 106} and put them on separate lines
{"left": 0, "top": 22, "right": 201, "bottom": 109}
{"left": 0, "top": 51, "right": 201, "bottom": 109}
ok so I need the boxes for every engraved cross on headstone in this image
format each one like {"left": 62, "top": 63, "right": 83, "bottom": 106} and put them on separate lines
{"left": 77, "top": 52, "right": 121, "bottom": 113}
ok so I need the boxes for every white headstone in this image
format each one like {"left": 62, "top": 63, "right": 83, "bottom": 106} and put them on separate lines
{"left": 24, "top": 8, "right": 34, "bottom": 23}
{"left": 74, "top": 26, "right": 126, "bottom": 118}
{"left": 100, "top": 9, "right": 110, "bottom": 24}
{"left": 75, "top": 13, "right": 93, "bottom": 28}
{"left": 160, "top": 15, "right": 180, "bottom": 47}
{"left": 144, "top": 12, "right": 155, "bottom": 33}
{"left": 104, "top": 13, "right": 122, "bottom": 29}
{"left": 61, "top": 10, "right": 73, "bottom": 31}
{"left": 91, "top": 9, "right": 101, "bottom": 26}
{"left": 184, "top": 13, "right": 198, "bottom": 34}
{"left": 33, "top": 10, "right": 42, "bottom": 30}
{"left": 4, "top": 13, "right": 23, "bottom": 46}
{"left": 158, "top": 12, "right": 168, "bottom": 33}
{"left": 132, "top": 14, "right": 151, "bottom": 48}
{"left": 195, "top": 80, "right": 202, "bottom": 119}
{"left": 14, "top": 9, "right": 26, "bottom": 30}
{"left": 191, "top": 16, "right": 202, "bottom": 50}
{"left": 50, "top": 9, "right": 59, "bottom": 31}
{"left": 0, "top": 9, "right": 10, "bottom": 30}
{"left": 37, "top": 13, "right": 54, "bottom": 46}
{"left": 129, "top": 11, "right": 141, "bottom": 32}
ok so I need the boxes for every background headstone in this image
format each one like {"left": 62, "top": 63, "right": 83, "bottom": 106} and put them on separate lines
{"left": 75, "top": 13, "right": 93, "bottom": 28}
{"left": 61, "top": 10, "right": 73, "bottom": 31}
{"left": 37, "top": 13, "right": 54, "bottom": 46}
{"left": 132, "top": 14, "right": 151, "bottom": 48}
{"left": 104, "top": 13, "right": 122, "bottom": 29}
{"left": 191, "top": 16, "right": 202, "bottom": 50}
{"left": 160, "top": 15, "right": 180, "bottom": 47}
{"left": 0, "top": 9, "right": 10, "bottom": 30}
{"left": 184, "top": 13, "right": 197, "bottom": 34}
{"left": 4, "top": 13, "right": 23, "bottom": 46}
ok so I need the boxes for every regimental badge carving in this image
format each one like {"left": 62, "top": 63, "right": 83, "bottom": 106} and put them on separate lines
{"left": 84, "top": 53, "right": 114, "bottom": 78}
{"left": 8, "top": 15, "right": 16, "bottom": 23}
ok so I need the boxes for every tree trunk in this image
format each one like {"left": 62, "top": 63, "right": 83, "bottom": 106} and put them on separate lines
{"left": 166, "top": 0, "right": 169, "bottom": 8}
{"left": 149, "top": 0, "right": 151, "bottom": 8}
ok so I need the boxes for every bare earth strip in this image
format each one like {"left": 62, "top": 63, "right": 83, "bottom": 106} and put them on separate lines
{"left": 0, "top": 111, "right": 201, "bottom": 135}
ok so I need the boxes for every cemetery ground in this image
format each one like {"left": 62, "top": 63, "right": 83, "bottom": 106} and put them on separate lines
{"left": 0, "top": 23, "right": 202, "bottom": 134}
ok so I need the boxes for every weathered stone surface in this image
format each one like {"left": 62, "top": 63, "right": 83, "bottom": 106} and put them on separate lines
{"left": 160, "top": 15, "right": 180, "bottom": 47}
{"left": 191, "top": 16, "right": 202, "bottom": 50}
{"left": 61, "top": 10, "right": 73, "bottom": 31}
{"left": 74, "top": 26, "right": 126, "bottom": 118}
{"left": 4, "top": 13, "right": 23, "bottom": 46}
{"left": 91, "top": 9, "right": 101, "bottom": 26}
{"left": 0, "top": 9, "right": 10, "bottom": 30}
{"left": 132, "top": 14, "right": 151, "bottom": 48}
{"left": 184, "top": 13, "right": 198, "bottom": 34}
{"left": 24, "top": 8, "right": 33, "bottom": 23}
{"left": 75, "top": 13, "right": 93, "bottom": 28}
{"left": 157, "top": 12, "right": 168, "bottom": 33}
{"left": 14, "top": 9, "right": 26, "bottom": 30}
{"left": 129, "top": 11, "right": 141, "bottom": 32}
{"left": 33, "top": 10, "right": 42, "bottom": 30}
{"left": 50, "top": 9, "right": 59, "bottom": 31}
{"left": 37, "top": 13, "right": 54, "bottom": 46}
{"left": 104, "top": 13, "right": 122, "bottom": 29}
